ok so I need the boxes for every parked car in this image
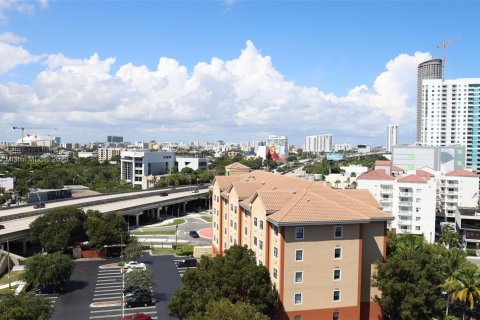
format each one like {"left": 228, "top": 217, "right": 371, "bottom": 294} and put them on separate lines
{"left": 33, "top": 203, "right": 45, "bottom": 209}
{"left": 125, "top": 294, "right": 155, "bottom": 308}
{"left": 189, "top": 230, "right": 199, "bottom": 238}
{"left": 126, "top": 266, "right": 146, "bottom": 273}
{"left": 124, "top": 288, "right": 152, "bottom": 298}
{"left": 159, "top": 192, "right": 168, "bottom": 197}
{"left": 122, "top": 313, "right": 152, "bottom": 320}
{"left": 176, "top": 258, "right": 197, "bottom": 268}
{"left": 124, "top": 261, "right": 146, "bottom": 269}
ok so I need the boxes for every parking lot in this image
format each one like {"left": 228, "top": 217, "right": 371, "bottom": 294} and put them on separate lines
{"left": 89, "top": 267, "right": 158, "bottom": 319}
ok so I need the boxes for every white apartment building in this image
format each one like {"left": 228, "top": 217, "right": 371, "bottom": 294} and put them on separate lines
{"left": 120, "top": 151, "right": 175, "bottom": 188}
{"left": 304, "top": 134, "right": 332, "bottom": 153}
{"left": 78, "top": 151, "right": 98, "bottom": 158}
{"left": 334, "top": 143, "right": 352, "bottom": 152}
{"left": 386, "top": 125, "right": 398, "bottom": 152}
{"left": 421, "top": 78, "right": 480, "bottom": 172}
{"left": 98, "top": 147, "right": 124, "bottom": 162}
{"left": 357, "top": 164, "right": 479, "bottom": 243}
{"left": 176, "top": 157, "right": 208, "bottom": 172}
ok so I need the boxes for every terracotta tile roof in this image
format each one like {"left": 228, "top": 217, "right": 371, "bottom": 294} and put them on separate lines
{"left": 397, "top": 174, "right": 427, "bottom": 184}
{"left": 339, "top": 189, "right": 382, "bottom": 209}
{"left": 391, "top": 165, "right": 405, "bottom": 172}
{"left": 229, "top": 182, "right": 264, "bottom": 200}
{"left": 357, "top": 169, "right": 395, "bottom": 181}
{"left": 214, "top": 176, "right": 243, "bottom": 191}
{"left": 254, "top": 190, "right": 296, "bottom": 212}
{"left": 225, "top": 162, "right": 250, "bottom": 169}
{"left": 375, "top": 160, "right": 392, "bottom": 166}
{"left": 445, "top": 170, "right": 479, "bottom": 177}
{"left": 416, "top": 169, "right": 435, "bottom": 178}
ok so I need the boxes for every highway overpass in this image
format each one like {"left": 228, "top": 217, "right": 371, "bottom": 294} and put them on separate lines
{"left": 0, "top": 186, "right": 210, "bottom": 247}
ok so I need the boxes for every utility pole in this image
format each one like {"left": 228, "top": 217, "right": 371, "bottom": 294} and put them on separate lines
{"left": 437, "top": 37, "right": 460, "bottom": 80}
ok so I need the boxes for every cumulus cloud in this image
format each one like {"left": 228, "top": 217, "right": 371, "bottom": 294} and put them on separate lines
{"left": 0, "top": 35, "right": 41, "bottom": 72}
{"left": 0, "top": 0, "right": 35, "bottom": 22}
{"left": 0, "top": 40, "right": 433, "bottom": 144}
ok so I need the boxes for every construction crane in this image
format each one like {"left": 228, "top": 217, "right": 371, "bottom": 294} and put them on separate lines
{"left": 12, "top": 126, "right": 58, "bottom": 145}
{"left": 437, "top": 37, "right": 460, "bottom": 80}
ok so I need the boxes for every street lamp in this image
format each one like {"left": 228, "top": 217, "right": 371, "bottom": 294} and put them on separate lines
{"left": 0, "top": 225, "right": 11, "bottom": 289}
{"left": 175, "top": 225, "right": 178, "bottom": 251}
{"left": 73, "top": 174, "right": 79, "bottom": 186}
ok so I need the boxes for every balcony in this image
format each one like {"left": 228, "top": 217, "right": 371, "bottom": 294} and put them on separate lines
{"left": 398, "top": 210, "right": 412, "bottom": 216}
{"left": 380, "top": 188, "right": 393, "bottom": 195}
{"left": 399, "top": 201, "right": 413, "bottom": 207}
{"left": 399, "top": 192, "right": 413, "bottom": 197}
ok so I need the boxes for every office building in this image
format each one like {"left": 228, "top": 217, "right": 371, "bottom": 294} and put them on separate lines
{"left": 334, "top": 144, "right": 352, "bottom": 152}
{"left": 304, "top": 134, "right": 333, "bottom": 153}
{"left": 120, "top": 151, "right": 175, "bottom": 188}
{"left": 386, "top": 125, "right": 398, "bottom": 152}
{"left": 176, "top": 157, "right": 208, "bottom": 172}
{"left": 212, "top": 170, "right": 393, "bottom": 319}
{"left": 392, "top": 145, "right": 465, "bottom": 172}
{"left": 107, "top": 136, "right": 123, "bottom": 143}
{"left": 417, "top": 59, "right": 443, "bottom": 141}
{"left": 420, "top": 78, "right": 480, "bottom": 171}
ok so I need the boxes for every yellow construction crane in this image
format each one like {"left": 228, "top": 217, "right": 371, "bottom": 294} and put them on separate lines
{"left": 437, "top": 37, "right": 460, "bottom": 80}
{"left": 12, "top": 126, "right": 58, "bottom": 145}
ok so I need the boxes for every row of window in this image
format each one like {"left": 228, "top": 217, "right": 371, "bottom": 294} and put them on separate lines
{"left": 295, "top": 247, "right": 342, "bottom": 261}
{"left": 294, "top": 290, "right": 341, "bottom": 305}
{"left": 294, "top": 313, "right": 340, "bottom": 320}
{"left": 292, "top": 269, "right": 341, "bottom": 283}
{"left": 295, "top": 225, "right": 343, "bottom": 240}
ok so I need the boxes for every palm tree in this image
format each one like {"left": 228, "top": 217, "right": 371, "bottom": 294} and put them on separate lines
{"left": 442, "top": 248, "right": 468, "bottom": 316}
{"left": 450, "top": 265, "right": 480, "bottom": 319}
{"left": 334, "top": 179, "right": 341, "bottom": 189}
{"left": 440, "top": 225, "right": 461, "bottom": 249}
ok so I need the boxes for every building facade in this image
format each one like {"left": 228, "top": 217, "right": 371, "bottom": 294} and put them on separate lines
{"left": 98, "top": 147, "right": 124, "bottom": 162}
{"left": 304, "top": 134, "right": 333, "bottom": 153}
{"left": 211, "top": 170, "right": 393, "bottom": 320}
{"left": 120, "top": 151, "right": 175, "bottom": 187}
{"left": 421, "top": 78, "right": 480, "bottom": 172}
{"left": 392, "top": 145, "right": 465, "bottom": 172}
{"left": 107, "top": 135, "right": 123, "bottom": 143}
{"left": 176, "top": 157, "right": 208, "bottom": 172}
{"left": 417, "top": 59, "right": 443, "bottom": 142}
{"left": 386, "top": 125, "right": 398, "bottom": 152}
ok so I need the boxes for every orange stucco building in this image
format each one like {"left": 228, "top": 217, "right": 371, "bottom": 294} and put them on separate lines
{"left": 211, "top": 170, "right": 393, "bottom": 320}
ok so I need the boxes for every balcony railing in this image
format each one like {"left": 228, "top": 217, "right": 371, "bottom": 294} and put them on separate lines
{"left": 399, "top": 192, "right": 413, "bottom": 197}
{"left": 399, "top": 201, "right": 413, "bottom": 207}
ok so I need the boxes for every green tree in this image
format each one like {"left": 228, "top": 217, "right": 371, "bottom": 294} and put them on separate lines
{"left": 0, "top": 292, "right": 53, "bottom": 320}
{"left": 180, "top": 167, "right": 195, "bottom": 175}
{"left": 373, "top": 240, "right": 446, "bottom": 320}
{"left": 450, "top": 265, "right": 480, "bottom": 318}
{"left": 123, "top": 238, "right": 144, "bottom": 261}
{"left": 187, "top": 299, "right": 270, "bottom": 320}
{"left": 24, "top": 253, "right": 75, "bottom": 288}
{"left": 440, "top": 225, "right": 461, "bottom": 249}
{"left": 124, "top": 268, "right": 155, "bottom": 289}
{"left": 169, "top": 245, "right": 278, "bottom": 319}
{"left": 29, "top": 206, "right": 86, "bottom": 253}
{"left": 84, "top": 211, "right": 129, "bottom": 248}
{"left": 442, "top": 248, "right": 468, "bottom": 316}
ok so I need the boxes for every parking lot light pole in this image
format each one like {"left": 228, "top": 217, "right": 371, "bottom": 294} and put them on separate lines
{"left": 121, "top": 265, "right": 125, "bottom": 319}
{"left": 175, "top": 225, "right": 178, "bottom": 251}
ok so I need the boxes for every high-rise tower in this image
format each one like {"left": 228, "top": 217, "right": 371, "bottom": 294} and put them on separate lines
{"left": 386, "top": 125, "right": 398, "bottom": 152}
{"left": 417, "top": 59, "right": 443, "bottom": 142}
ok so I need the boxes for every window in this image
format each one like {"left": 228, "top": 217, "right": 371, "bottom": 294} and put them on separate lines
{"left": 294, "top": 316, "right": 302, "bottom": 320}
{"left": 224, "top": 213, "right": 227, "bottom": 220}
{"left": 295, "top": 271, "right": 303, "bottom": 283}
{"left": 333, "top": 290, "right": 341, "bottom": 301}
{"left": 334, "top": 226, "right": 343, "bottom": 239}
{"left": 295, "top": 227, "right": 304, "bottom": 240}
{"left": 259, "top": 240, "right": 263, "bottom": 250}
{"left": 244, "top": 227, "right": 248, "bottom": 235}
{"left": 334, "top": 247, "right": 342, "bottom": 259}
{"left": 253, "top": 236, "right": 257, "bottom": 246}
{"left": 273, "top": 225, "right": 279, "bottom": 236}
{"left": 230, "top": 204, "right": 233, "bottom": 211}
{"left": 234, "top": 206, "right": 237, "bottom": 213}
{"left": 416, "top": 217, "right": 421, "bottom": 221}
{"left": 230, "top": 220, "right": 233, "bottom": 227}
{"left": 273, "top": 268, "right": 278, "bottom": 279}
{"left": 230, "top": 236, "right": 232, "bottom": 243}
{"left": 333, "top": 312, "right": 339, "bottom": 320}
{"left": 333, "top": 269, "right": 341, "bottom": 280}
{"left": 224, "top": 228, "right": 227, "bottom": 235}
{"left": 295, "top": 249, "right": 303, "bottom": 261}
{"left": 274, "top": 246, "right": 278, "bottom": 258}
{"left": 234, "top": 222, "right": 237, "bottom": 230}
{"left": 254, "top": 217, "right": 258, "bottom": 227}
{"left": 294, "top": 293, "right": 302, "bottom": 305}
{"left": 260, "top": 220, "right": 264, "bottom": 230}
{"left": 415, "top": 226, "right": 421, "bottom": 231}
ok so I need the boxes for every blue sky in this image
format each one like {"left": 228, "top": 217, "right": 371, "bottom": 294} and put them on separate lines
{"left": 0, "top": 1, "right": 479, "bottom": 146}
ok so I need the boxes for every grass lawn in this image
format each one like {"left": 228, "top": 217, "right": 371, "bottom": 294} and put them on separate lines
{"left": 0, "top": 285, "right": 19, "bottom": 294}
{"left": 199, "top": 215, "right": 212, "bottom": 223}
{"left": 152, "top": 244, "right": 194, "bottom": 256}
{"left": 0, "top": 272, "right": 23, "bottom": 286}
{"left": 131, "top": 230, "right": 176, "bottom": 236}
{"left": 163, "top": 218, "right": 185, "bottom": 227}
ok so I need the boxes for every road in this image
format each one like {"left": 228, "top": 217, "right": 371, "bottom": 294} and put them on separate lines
{"left": 52, "top": 254, "right": 182, "bottom": 320}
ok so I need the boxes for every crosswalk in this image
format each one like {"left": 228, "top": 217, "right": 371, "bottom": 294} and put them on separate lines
{"left": 89, "top": 267, "right": 159, "bottom": 320}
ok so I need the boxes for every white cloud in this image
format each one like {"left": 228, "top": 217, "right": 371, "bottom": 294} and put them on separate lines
{"left": 0, "top": 40, "right": 433, "bottom": 144}
{"left": 0, "top": 39, "right": 41, "bottom": 73}
{"left": 0, "top": 0, "right": 35, "bottom": 22}
{"left": 0, "top": 31, "right": 25, "bottom": 44}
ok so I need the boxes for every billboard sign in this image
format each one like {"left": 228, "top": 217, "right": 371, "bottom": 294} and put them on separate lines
{"left": 326, "top": 152, "right": 344, "bottom": 162}
{"left": 266, "top": 145, "right": 287, "bottom": 162}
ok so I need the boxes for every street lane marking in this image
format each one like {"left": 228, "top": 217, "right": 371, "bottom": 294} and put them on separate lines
{"left": 95, "top": 288, "right": 121, "bottom": 293}
{"left": 90, "top": 306, "right": 156, "bottom": 313}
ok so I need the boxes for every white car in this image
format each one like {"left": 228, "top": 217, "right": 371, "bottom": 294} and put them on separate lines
{"left": 126, "top": 266, "right": 147, "bottom": 273}
{"left": 124, "top": 261, "right": 146, "bottom": 270}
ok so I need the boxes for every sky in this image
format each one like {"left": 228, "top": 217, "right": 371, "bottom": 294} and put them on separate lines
{"left": 0, "top": 0, "right": 479, "bottom": 147}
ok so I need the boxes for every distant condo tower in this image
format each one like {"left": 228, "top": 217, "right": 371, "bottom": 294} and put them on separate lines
{"left": 417, "top": 59, "right": 443, "bottom": 142}
{"left": 386, "top": 125, "right": 398, "bottom": 152}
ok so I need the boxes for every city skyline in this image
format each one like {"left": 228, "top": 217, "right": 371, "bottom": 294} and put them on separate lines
{"left": 0, "top": 1, "right": 479, "bottom": 146}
